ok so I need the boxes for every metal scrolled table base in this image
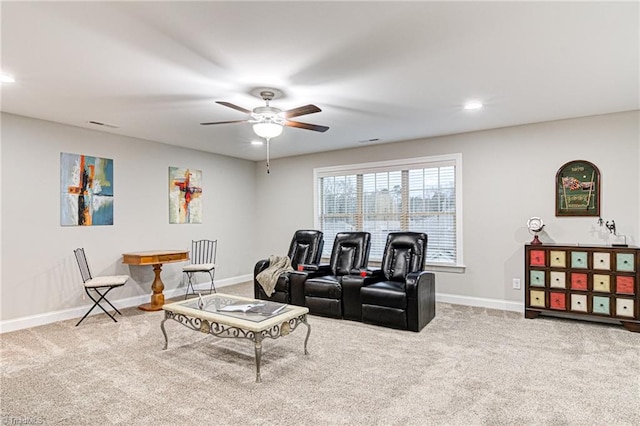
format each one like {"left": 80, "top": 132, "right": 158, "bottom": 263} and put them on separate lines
{"left": 161, "top": 310, "right": 311, "bottom": 382}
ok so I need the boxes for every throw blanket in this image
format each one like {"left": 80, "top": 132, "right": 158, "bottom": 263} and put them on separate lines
{"left": 256, "top": 255, "right": 294, "bottom": 297}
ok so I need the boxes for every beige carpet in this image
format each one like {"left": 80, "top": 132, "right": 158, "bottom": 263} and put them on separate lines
{"left": 1, "top": 282, "right": 639, "bottom": 425}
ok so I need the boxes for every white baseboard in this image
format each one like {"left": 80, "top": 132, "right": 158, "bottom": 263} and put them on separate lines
{"left": 1, "top": 277, "right": 524, "bottom": 333}
{"left": 436, "top": 292, "right": 523, "bottom": 312}
{"left": 0, "top": 274, "right": 253, "bottom": 334}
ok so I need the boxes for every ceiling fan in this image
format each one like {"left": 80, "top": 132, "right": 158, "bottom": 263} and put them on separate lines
{"left": 200, "top": 90, "right": 329, "bottom": 136}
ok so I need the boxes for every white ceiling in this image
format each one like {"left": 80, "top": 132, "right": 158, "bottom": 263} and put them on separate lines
{"left": 1, "top": 1, "right": 638, "bottom": 161}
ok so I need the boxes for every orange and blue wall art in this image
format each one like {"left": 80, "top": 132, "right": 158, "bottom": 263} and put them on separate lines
{"left": 60, "top": 152, "right": 114, "bottom": 226}
{"left": 169, "top": 166, "right": 203, "bottom": 224}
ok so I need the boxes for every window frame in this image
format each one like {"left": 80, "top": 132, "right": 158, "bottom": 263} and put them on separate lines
{"left": 313, "top": 153, "right": 465, "bottom": 273}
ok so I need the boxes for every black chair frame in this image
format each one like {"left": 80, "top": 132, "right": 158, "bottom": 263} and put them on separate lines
{"left": 74, "top": 248, "right": 126, "bottom": 327}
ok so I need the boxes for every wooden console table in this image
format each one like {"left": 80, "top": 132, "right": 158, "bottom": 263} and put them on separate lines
{"left": 122, "top": 250, "right": 189, "bottom": 311}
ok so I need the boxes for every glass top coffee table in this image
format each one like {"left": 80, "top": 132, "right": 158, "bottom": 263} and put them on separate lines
{"left": 161, "top": 293, "right": 310, "bottom": 382}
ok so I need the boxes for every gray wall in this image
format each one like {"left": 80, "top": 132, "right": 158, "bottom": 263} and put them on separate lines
{"left": 254, "top": 111, "right": 640, "bottom": 306}
{"left": 1, "top": 110, "right": 638, "bottom": 327}
{"left": 0, "top": 113, "right": 257, "bottom": 322}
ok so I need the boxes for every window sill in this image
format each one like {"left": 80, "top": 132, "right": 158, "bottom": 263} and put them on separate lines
{"left": 424, "top": 263, "right": 466, "bottom": 274}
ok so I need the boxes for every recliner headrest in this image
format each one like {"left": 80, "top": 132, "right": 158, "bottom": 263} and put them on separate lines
{"left": 288, "top": 230, "right": 324, "bottom": 268}
{"left": 381, "top": 232, "right": 427, "bottom": 281}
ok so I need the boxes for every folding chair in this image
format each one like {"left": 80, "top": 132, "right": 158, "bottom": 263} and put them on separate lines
{"left": 183, "top": 239, "right": 217, "bottom": 298}
{"left": 74, "top": 248, "right": 129, "bottom": 326}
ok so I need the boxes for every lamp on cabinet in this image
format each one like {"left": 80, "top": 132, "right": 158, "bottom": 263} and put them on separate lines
{"left": 527, "top": 217, "right": 544, "bottom": 245}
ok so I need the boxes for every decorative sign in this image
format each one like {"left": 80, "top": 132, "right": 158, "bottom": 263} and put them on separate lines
{"left": 555, "top": 160, "right": 600, "bottom": 216}
{"left": 169, "top": 166, "right": 203, "bottom": 224}
{"left": 60, "top": 152, "right": 114, "bottom": 226}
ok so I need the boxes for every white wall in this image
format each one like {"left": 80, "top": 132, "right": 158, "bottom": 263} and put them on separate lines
{"left": 2, "top": 111, "right": 638, "bottom": 329}
{"left": 0, "top": 113, "right": 257, "bottom": 323}
{"left": 254, "top": 111, "right": 640, "bottom": 307}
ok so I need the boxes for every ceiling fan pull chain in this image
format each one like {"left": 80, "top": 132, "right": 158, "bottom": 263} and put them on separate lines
{"left": 266, "top": 137, "right": 271, "bottom": 174}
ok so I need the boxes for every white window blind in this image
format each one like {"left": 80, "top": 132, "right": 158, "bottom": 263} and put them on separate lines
{"left": 314, "top": 154, "right": 462, "bottom": 267}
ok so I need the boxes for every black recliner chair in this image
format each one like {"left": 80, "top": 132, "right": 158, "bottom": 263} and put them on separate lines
{"left": 291, "top": 232, "right": 371, "bottom": 318}
{"left": 254, "top": 230, "right": 323, "bottom": 304}
{"left": 342, "top": 232, "right": 435, "bottom": 331}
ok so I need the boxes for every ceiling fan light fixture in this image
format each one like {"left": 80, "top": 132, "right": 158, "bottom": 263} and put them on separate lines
{"left": 253, "top": 122, "right": 283, "bottom": 138}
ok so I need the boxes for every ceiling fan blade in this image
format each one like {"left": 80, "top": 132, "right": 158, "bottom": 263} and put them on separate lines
{"left": 283, "top": 104, "right": 321, "bottom": 119}
{"left": 285, "top": 120, "right": 329, "bottom": 133}
{"left": 216, "top": 101, "right": 251, "bottom": 115}
{"left": 200, "top": 119, "right": 249, "bottom": 126}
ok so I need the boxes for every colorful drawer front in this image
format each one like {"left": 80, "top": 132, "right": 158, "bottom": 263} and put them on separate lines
{"left": 530, "top": 270, "right": 545, "bottom": 287}
{"left": 530, "top": 250, "right": 545, "bottom": 266}
{"left": 616, "top": 276, "right": 635, "bottom": 295}
{"left": 616, "top": 253, "right": 635, "bottom": 272}
{"left": 550, "top": 251, "right": 566, "bottom": 268}
{"left": 570, "top": 273, "right": 588, "bottom": 291}
{"left": 592, "top": 296, "right": 610, "bottom": 315}
{"left": 549, "top": 292, "right": 566, "bottom": 310}
{"left": 530, "top": 290, "right": 545, "bottom": 308}
{"left": 593, "top": 252, "right": 611, "bottom": 270}
{"left": 592, "top": 274, "right": 611, "bottom": 293}
{"left": 616, "top": 299, "right": 635, "bottom": 318}
{"left": 571, "top": 252, "right": 588, "bottom": 269}
{"left": 549, "top": 271, "right": 566, "bottom": 289}
{"left": 570, "top": 294, "right": 588, "bottom": 312}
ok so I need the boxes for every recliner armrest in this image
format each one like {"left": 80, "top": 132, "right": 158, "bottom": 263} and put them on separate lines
{"left": 254, "top": 259, "right": 271, "bottom": 276}
{"left": 350, "top": 268, "right": 383, "bottom": 277}
{"left": 406, "top": 271, "right": 435, "bottom": 299}
{"left": 298, "top": 263, "right": 320, "bottom": 272}
{"left": 342, "top": 269, "right": 383, "bottom": 286}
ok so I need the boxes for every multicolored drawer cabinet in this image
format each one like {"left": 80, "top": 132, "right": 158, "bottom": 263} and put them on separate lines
{"left": 525, "top": 244, "right": 640, "bottom": 332}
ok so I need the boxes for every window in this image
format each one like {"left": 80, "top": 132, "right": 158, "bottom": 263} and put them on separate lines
{"left": 314, "top": 154, "right": 463, "bottom": 271}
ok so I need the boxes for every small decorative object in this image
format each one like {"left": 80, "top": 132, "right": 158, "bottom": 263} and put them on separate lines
{"left": 169, "top": 166, "right": 203, "bottom": 224}
{"left": 60, "top": 152, "right": 114, "bottom": 226}
{"left": 556, "top": 160, "right": 600, "bottom": 216}
{"left": 598, "top": 217, "right": 628, "bottom": 247}
{"left": 527, "top": 217, "right": 545, "bottom": 245}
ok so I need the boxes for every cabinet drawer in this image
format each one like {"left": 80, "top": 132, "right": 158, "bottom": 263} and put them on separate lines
{"left": 592, "top": 296, "right": 610, "bottom": 315}
{"left": 592, "top": 274, "right": 611, "bottom": 293}
{"left": 549, "top": 251, "right": 566, "bottom": 268}
{"left": 570, "top": 294, "right": 588, "bottom": 312}
{"left": 616, "top": 276, "right": 635, "bottom": 295}
{"left": 615, "top": 298, "right": 635, "bottom": 318}
{"left": 593, "top": 252, "right": 611, "bottom": 270}
{"left": 530, "top": 270, "right": 545, "bottom": 287}
{"left": 530, "top": 250, "right": 545, "bottom": 266}
{"left": 616, "top": 253, "right": 635, "bottom": 272}
{"left": 549, "top": 271, "right": 566, "bottom": 288}
{"left": 570, "top": 273, "right": 588, "bottom": 291}
{"left": 549, "top": 292, "right": 566, "bottom": 310}
{"left": 571, "top": 251, "right": 588, "bottom": 269}
{"left": 529, "top": 290, "right": 546, "bottom": 308}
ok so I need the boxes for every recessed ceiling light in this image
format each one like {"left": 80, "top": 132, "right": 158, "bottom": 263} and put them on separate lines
{"left": 1, "top": 73, "right": 16, "bottom": 83}
{"left": 251, "top": 140, "right": 264, "bottom": 146}
{"left": 464, "top": 101, "right": 483, "bottom": 110}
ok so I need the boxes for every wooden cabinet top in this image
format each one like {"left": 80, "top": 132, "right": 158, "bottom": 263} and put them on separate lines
{"left": 526, "top": 243, "right": 639, "bottom": 250}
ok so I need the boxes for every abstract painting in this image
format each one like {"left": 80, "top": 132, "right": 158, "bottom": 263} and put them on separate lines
{"left": 169, "top": 167, "right": 203, "bottom": 224}
{"left": 60, "top": 152, "right": 114, "bottom": 226}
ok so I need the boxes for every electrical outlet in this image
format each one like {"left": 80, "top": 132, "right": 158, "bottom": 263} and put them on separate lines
{"left": 512, "top": 278, "right": 521, "bottom": 289}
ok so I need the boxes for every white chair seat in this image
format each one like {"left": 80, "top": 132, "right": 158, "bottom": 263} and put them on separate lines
{"left": 84, "top": 275, "right": 129, "bottom": 288}
{"left": 183, "top": 263, "right": 216, "bottom": 273}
